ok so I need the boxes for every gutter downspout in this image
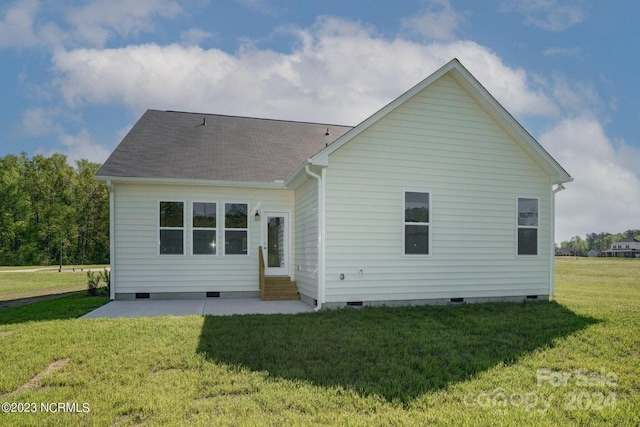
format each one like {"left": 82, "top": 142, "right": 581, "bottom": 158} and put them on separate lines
{"left": 107, "top": 180, "right": 116, "bottom": 300}
{"left": 305, "top": 164, "right": 325, "bottom": 311}
{"left": 550, "top": 183, "right": 566, "bottom": 298}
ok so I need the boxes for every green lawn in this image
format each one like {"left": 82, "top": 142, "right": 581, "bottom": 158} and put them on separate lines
{"left": 0, "top": 266, "right": 108, "bottom": 301}
{"left": 0, "top": 258, "right": 637, "bottom": 426}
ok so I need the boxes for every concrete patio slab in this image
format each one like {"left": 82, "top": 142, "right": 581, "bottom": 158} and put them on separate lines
{"left": 81, "top": 298, "right": 314, "bottom": 319}
{"left": 82, "top": 299, "right": 206, "bottom": 318}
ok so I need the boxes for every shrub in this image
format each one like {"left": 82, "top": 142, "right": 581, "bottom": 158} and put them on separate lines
{"left": 100, "top": 268, "right": 110, "bottom": 296}
{"left": 87, "top": 271, "right": 101, "bottom": 296}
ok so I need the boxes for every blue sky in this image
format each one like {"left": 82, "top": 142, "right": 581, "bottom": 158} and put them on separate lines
{"left": 0, "top": 0, "right": 638, "bottom": 242}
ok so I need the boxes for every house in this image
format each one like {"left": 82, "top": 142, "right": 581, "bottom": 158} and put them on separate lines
{"left": 602, "top": 237, "right": 640, "bottom": 258}
{"left": 96, "top": 58, "right": 573, "bottom": 308}
{"left": 555, "top": 247, "right": 578, "bottom": 257}
{"left": 587, "top": 249, "right": 601, "bottom": 257}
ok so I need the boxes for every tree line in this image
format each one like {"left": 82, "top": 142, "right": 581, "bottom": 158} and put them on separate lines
{"left": 0, "top": 153, "right": 109, "bottom": 266}
{"left": 558, "top": 229, "right": 640, "bottom": 257}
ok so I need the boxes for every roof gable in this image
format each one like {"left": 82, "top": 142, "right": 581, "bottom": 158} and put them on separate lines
{"left": 310, "top": 58, "right": 572, "bottom": 184}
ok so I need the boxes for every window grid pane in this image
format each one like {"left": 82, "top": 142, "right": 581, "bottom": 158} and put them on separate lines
{"left": 405, "top": 192, "right": 430, "bottom": 223}
{"left": 405, "top": 224, "right": 429, "bottom": 255}
{"left": 160, "top": 229, "right": 184, "bottom": 254}
{"left": 193, "top": 230, "right": 216, "bottom": 255}
{"left": 518, "top": 198, "right": 538, "bottom": 226}
{"left": 193, "top": 202, "right": 216, "bottom": 228}
{"left": 225, "top": 204, "right": 248, "bottom": 228}
{"left": 518, "top": 228, "right": 538, "bottom": 255}
{"left": 160, "top": 201, "right": 184, "bottom": 227}
{"left": 225, "top": 230, "right": 248, "bottom": 255}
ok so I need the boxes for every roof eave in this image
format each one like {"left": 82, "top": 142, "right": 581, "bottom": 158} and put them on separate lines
{"left": 95, "top": 175, "right": 287, "bottom": 189}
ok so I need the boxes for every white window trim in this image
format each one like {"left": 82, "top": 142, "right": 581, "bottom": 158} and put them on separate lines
{"left": 516, "top": 196, "right": 539, "bottom": 257}
{"left": 403, "top": 190, "right": 432, "bottom": 257}
{"left": 224, "top": 201, "right": 250, "bottom": 256}
{"left": 192, "top": 201, "right": 218, "bottom": 256}
{"left": 158, "top": 200, "right": 186, "bottom": 256}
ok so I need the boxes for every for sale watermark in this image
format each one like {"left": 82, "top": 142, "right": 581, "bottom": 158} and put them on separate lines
{"left": 463, "top": 367, "right": 617, "bottom": 414}
{"left": 464, "top": 388, "right": 555, "bottom": 413}
{"left": 464, "top": 388, "right": 617, "bottom": 414}
{"left": 1, "top": 402, "right": 90, "bottom": 414}
{"left": 536, "top": 367, "right": 617, "bottom": 388}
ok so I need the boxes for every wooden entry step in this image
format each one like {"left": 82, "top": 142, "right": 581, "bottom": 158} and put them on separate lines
{"left": 262, "top": 276, "right": 300, "bottom": 301}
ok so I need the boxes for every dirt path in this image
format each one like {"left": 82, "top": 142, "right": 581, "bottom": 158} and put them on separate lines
{"left": 0, "top": 267, "right": 109, "bottom": 273}
{"left": 0, "top": 292, "right": 80, "bottom": 311}
{"left": 0, "top": 268, "right": 59, "bottom": 273}
{"left": 0, "top": 359, "right": 72, "bottom": 399}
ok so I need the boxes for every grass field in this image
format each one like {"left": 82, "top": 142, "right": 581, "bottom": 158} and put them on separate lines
{"left": 0, "top": 266, "right": 108, "bottom": 301}
{"left": 0, "top": 258, "right": 638, "bottom": 426}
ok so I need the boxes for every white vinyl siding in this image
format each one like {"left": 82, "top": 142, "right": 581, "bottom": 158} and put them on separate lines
{"left": 322, "top": 74, "right": 552, "bottom": 303}
{"left": 294, "top": 177, "right": 319, "bottom": 300}
{"left": 113, "top": 184, "right": 293, "bottom": 295}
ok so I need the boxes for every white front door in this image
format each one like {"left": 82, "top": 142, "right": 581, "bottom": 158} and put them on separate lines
{"left": 262, "top": 212, "right": 289, "bottom": 276}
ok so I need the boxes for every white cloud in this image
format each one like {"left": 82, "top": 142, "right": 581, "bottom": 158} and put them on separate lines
{"left": 550, "top": 74, "right": 601, "bottom": 115}
{"left": 234, "top": 0, "right": 276, "bottom": 16}
{"left": 21, "top": 107, "right": 111, "bottom": 163}
{"left": 48, "top": 129, "right": 111, "bottom": 164}
{"left": 401, "top": 0, "right": 465, "bottom": 41}
{"left": 540, "top": 117, "right": 640, "bottom": 241}
{"left": 66, "top": 0, "right": 182, "bottom": 47}
{"left": 500, "top": 0, "right": 586, "bottom": 31}
{"left": 543, "top": 46, "right": 582, "bottom": 58}
{"left": 0, "top": 0, "right": 40, "bottom": 48}
{"left": 180, "top": 28, "right": 215, "bottom": 46}
{"left": 51, "top": 16, "right": 557, "bottom": 126}
{"left": 0, "top": 0, "right": 183, "bottom": 50}
{"left": 21, "top": 108, "right": 65, "bottom": 137}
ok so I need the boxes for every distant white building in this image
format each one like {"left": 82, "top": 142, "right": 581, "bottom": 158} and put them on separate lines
{"left": 603, "top": 237, "right": 640, "bottom": 258}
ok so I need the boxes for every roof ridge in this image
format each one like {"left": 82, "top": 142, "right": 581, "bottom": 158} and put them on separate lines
{"left": 155, "top": 109, "right": 353, "bottom": 129}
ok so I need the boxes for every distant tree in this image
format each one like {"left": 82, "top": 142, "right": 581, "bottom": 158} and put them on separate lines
{"left": 0, "top": 155, "right": 31, "bottom": 264}
{"left": 0, "top": 153, "right": 109, "bottom": 266}
{"left": 74, "top": 159, "right": 109, "bottom": 264}
{"left": 559, "top": 229, "right": 640, "bottom": 256}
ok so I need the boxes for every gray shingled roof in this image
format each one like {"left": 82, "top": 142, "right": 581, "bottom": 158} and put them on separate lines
{"left": 616, "top": 236, "right": 640, "bottom": 243}
{"left": 97, "top": 110, "right": 353, "bottom": 182}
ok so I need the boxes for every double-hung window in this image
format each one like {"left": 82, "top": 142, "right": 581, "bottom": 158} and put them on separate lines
{"left": 225, "top": 203, "right": 248, "bottom": 255}
{"left": 517, "top": 198, "right": 538, "bottom": 256}
{"left": 404, "top": 191, "right": 430, "bottom": 255}
{"left": 159, "top": 201, "right": 184, "bottom": 255}
{"left": 193, "top": 202, "right": 217, "bottom": 255}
